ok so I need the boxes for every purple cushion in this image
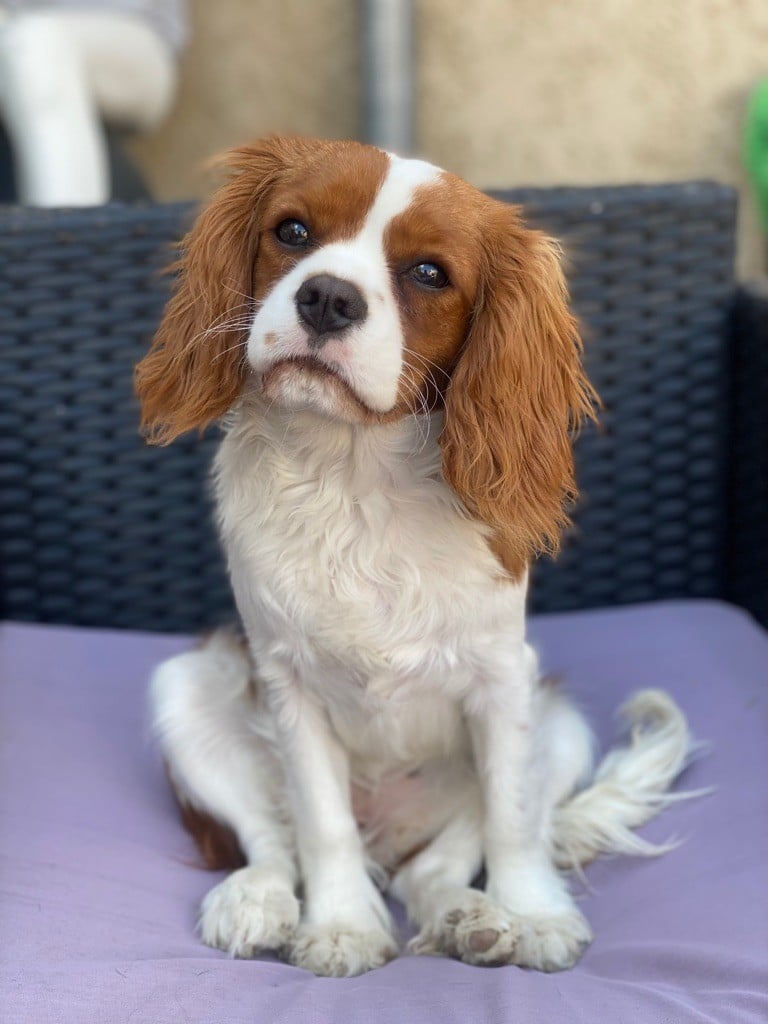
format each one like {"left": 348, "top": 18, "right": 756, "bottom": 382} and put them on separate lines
{"left": 1, "top": 600, "right": 766, "bottom": 1023}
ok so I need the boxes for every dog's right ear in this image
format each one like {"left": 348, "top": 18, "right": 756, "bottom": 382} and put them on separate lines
{"left": 135, "top": 138, "right": 293, "bottom": 444}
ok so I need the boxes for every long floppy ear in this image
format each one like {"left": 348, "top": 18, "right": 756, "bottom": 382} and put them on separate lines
{"left": 135, "top": 139, "right": 290, "bottom": 444}
{"left": 441, "top": 208, "right": 598, "bottom": 579}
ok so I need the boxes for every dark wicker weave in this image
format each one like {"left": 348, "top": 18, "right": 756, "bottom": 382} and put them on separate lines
{"left": 1, "top": 183, "right": 762, "bottom": 634}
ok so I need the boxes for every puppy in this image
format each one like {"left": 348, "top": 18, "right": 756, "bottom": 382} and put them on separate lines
{"left": 136, "top": 137, "right": 692, "bottom": 977}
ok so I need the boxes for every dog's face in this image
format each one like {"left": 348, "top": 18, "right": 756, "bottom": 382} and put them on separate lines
{"left": 246, "top": 145, "right": 480, "bottom": 423}
{"left": 136, "top": 137, "right": 596, "bottom": 576}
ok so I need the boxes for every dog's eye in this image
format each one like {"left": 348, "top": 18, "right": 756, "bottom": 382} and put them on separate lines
{"left": 276, "top": 219, "right": 310, "bottom": 247}
{"left": 409, "top": 262, "right": 449, "bottom": 289}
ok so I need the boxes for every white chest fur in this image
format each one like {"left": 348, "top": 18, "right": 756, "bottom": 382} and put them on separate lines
{"left": 213, "top": 395, "right": 528, "bottom": 771}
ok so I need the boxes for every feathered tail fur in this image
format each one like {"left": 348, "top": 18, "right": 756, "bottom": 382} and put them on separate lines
{"left": 551, "top": 689, "right": 704, "bottom": 870}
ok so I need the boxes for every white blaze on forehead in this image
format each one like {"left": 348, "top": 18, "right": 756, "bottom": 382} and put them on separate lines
{"left": 248, "top": 151, "right": 445, "bottom": 418}
{"left": 359, "top": 153, "right": 443, "bottom": 243}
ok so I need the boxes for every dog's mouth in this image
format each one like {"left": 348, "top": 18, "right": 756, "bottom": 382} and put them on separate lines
{"left": 259, "top": 356, "right": 379, "bottom": 422}
{"left": 262, "top": 354, "right": 345, "bottom": 388}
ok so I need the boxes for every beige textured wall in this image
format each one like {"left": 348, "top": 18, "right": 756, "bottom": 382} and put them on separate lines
{"left": 130, "top": 0, "right": 359, "bottom": 199}
{"left": 130, "top": 0, "right": 768, "bottom": 277}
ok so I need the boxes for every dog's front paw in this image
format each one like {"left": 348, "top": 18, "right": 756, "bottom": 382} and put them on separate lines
{"left": 286, "top": 923, "right": 398, "bottom": 977}
{"left": 199, "top": 866, "right": 300, "bottom": 957}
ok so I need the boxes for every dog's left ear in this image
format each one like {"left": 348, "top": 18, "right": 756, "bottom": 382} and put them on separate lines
{"left": 441, "top": 205, "right": 598, "bottom": 579}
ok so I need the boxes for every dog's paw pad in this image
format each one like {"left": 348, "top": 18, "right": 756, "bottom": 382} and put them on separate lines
{"left": 467, "top": 927, "right": 501, "bottom": 953}
{"left": 409, "top": 890, "right": 519, "bottom": 964}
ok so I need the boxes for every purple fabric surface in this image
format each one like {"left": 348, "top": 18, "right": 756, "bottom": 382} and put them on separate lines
{"left": 1, "top": 600, "right": 766, "bottom": 1024}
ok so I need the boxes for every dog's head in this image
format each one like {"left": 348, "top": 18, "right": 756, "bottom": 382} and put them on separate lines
{"left": 136, "top": 136, "right": 596, "bottom": 576}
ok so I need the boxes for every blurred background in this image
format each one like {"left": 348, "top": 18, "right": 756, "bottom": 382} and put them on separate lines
{"left": 1, "top": 0, "right": 767, "bottom": 276}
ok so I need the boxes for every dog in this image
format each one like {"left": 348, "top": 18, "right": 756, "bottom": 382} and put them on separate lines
{"left": 136, "top": 136, "right": 692, "bottom": 977}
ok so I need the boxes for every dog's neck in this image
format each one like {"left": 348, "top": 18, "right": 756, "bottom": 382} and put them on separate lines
{"left": 226, "top": 389, "right": 447, "bottom": 500}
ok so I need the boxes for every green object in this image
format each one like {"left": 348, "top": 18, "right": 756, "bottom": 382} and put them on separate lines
{"left": 745, "top": 80, "right": 768, "bottom": 232}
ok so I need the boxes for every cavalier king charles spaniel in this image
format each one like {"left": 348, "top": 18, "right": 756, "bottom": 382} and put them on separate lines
{"left": 136, "top": 137, "right": 692, "bottom": 977}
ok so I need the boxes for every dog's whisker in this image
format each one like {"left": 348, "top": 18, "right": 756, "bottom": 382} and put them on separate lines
{"left": 399, "top": 368, "right": 431, "bottom": 453}
{"left": 211, "top": 340, "right": 248, "bottom": 364}
{"left": 221, "top": 282, "right": 257, "bottom": 303}
{"left": 200, "top": 317, "right": 254, "bottom": 338}
{"left": 407, "top": 349, "right": 451, "bottom": 383}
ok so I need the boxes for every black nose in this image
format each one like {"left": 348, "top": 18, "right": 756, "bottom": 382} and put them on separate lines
{"left": 295, "top": 274, "right": 367, "bottom": 342}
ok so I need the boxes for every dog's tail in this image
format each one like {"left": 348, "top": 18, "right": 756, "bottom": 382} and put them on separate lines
{"left": 551, "top": 689, "right": 704, "bottom": 870}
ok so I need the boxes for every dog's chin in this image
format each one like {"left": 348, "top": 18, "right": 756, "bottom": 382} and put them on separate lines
{"left": 259, "top": 359, "right": 379, "bottom": 424}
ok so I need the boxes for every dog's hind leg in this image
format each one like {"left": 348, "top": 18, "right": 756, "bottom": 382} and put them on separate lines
{"left": 150, "top": 631, "right": 300, "bottom": 957}
{"left": 392, "top": 685, "right": 594, "bottom": 969}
